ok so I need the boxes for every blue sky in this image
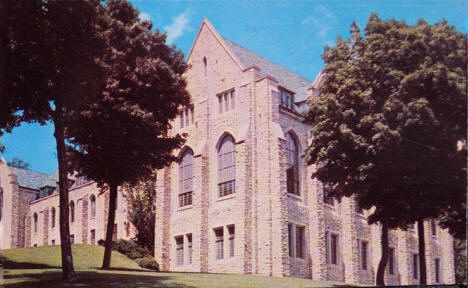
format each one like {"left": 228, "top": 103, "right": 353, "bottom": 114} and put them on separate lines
{"left": 1, "top": 0, "right": 466, "bottom": 174}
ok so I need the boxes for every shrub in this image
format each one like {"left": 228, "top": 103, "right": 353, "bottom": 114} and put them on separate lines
{"left": 136, "top": 257, "right": 159, "bottom": 271}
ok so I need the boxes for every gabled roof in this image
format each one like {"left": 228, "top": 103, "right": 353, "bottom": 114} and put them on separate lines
{"left": 9, "top": 166, "right": 57, "bottom": 191}
{"left": 223, "top": 38, "right": 313, "bottom": 102}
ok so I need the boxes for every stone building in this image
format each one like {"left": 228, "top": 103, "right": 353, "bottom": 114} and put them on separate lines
{"left": 0, "top": 17, "right": 456, "bottom": 286}
{"left": 0, "top": 159, "right": 134, "bottom": 250}
{"left": 153, "top": 18, "right": 455, "bottom": 285}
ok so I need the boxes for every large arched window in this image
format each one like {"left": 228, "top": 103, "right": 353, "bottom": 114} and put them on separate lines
{"left": 33, "top": 213, "right": 38, "bottom": 233}
{"left": 218, "top": 135, "right": 236, "bottom": 197}
{"left": 179, "top": 149, "right": 194, "bottom": 207}
{"left": 70, "top": 201, "right": 75, "bottom": 223}
{"left": 0, "top": 188, "right": 3, "bottom": 221}
{"left": 285, "top": 132, "right": 300, "bottom": 195}
{"left": 51, "top": 207, "right": 56, "bottom": 228}
{"left": 90, "top": 195, "right": 96, "bottom": 218}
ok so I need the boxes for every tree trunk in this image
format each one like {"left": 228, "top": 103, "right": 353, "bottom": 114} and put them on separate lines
{"left": 376, "top": 221, "right": 389, "bottom": 286}
{"left": 418, "top": 219, "right": 427, "bottom": 284}
{"left": 102, "top": 182, "right": 118, "bottom": 270}
{"left": 54, "top": 118, "right": 78, "bottom": 282}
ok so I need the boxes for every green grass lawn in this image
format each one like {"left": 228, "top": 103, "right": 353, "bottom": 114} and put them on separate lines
{"left": 1, "top": 245, "right": 351, "bottom": 288}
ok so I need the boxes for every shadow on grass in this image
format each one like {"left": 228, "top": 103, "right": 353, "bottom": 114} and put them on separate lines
{"left": 4, "top": 269, "right": 194, "bottom": 288}
{"left": 3, "top": 259, "right": 60, "bottom": 269}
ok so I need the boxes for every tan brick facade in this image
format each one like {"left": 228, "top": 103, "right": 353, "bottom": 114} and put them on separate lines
{"left": 153, "top": 19, "right": 456, "bottom": 285}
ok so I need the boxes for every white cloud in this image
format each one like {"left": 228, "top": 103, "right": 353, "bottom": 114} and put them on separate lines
{"left": 301, "top": 5, "right": 335, "bottom": 39}
{"left": 164, "top": 9, "right": 191, "bottom": 44}
{"left": 139, "top": 12, "right": 151, "bottom": 22}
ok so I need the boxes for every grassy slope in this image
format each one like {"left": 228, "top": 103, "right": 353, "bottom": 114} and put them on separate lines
{"left": 2, "top": 245, "right": 351, "bottom": 287}
{"left": 1, "top": 244, "right": 141, "bottom": 270}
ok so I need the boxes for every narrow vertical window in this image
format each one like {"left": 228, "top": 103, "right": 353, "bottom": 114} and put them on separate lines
{"left": 218, "top": 135, "right": 236, "bottom": 197}
{"left": 203, "top": 57, "right": 207, "bottom": 76}
{"left": 187, "top": 234, "right": 192, "bottom": 264}
{"left": 90, "top": 229, "right": 96, "bottom": 245}
{"left": 230, "top": 90, "right": 235, "bottom": 110}
{"left": 224, "top": 93, "right": 229, "bottom": 112}
{"left": 51, "top": 239, "right": 55, "bottom": 245}
{"left": 435, "top": 258, "right": 441, "bottom": 283}
{"left": 431, "top": 219, "right": 437, "bottom": 236}
{"left": 126, "top": 222, "right": 130, "bottom": 237}
{"left": 69, "top": 201, "right": 75, "bottom": 223}
{"left": 323, "top": 185, "right": 335, "bottom": 206}
{"left": 360, "top": 240, "right": 368, "bottom": 270}
{"left": 190, "top": 106, "right": 194, "bottom": 124}
{"left": 285, "top": 132, "right": 300, "bottom": 195}
{"left": 51, "top": 207, "right": 56, "bottom": 228}
{"left": 214, "top": 227, "right": 224, "bottom": 260}
{"left": 185, "top": 109, "right": 189, "bottom": 127}
{"left": 413, "top": 253, "right": 419, "bottom": 279}
{"left": 218, "top": 95, "right": 223, "bottom": 114}
{"left": 296, "top": 226, "right": 305, "bottom": 259}
{"left": 325, "top": 231, "right": 330, "bottom": 264}
{"left": 388, "top": 247, "right": 395, "bottom": 275}
{"left": 288, "top": 223, "right": 294, "bottom": 257}
{"left": 70, "top": 234, "right": 74, "bottom": 244}
{"left": 33, "top": 213, "right": 38, "bottom": 233}
{"left": 179, "top": 149, "right": 194, "bottom": 207}
{"left": 90, "top": 195, "right": 96, "bottom": 218}
{"left": 180, "top": 110, "right": 184, "bottom": 128}
{"left": 331, "top": 233, "right": 338, "bottom": 265}
{"left": 228, "top": 225, "right": 235, "bottom": 258}
{"left": 112, "top": 223, "right": 117, "bottom": 241}
{"left": 175, "top": 236, "right": 184, "bottom": 266}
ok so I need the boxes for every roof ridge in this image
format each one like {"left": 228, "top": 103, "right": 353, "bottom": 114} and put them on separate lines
{"left": 223, "top": 37, "right": 312, "bottom": 83}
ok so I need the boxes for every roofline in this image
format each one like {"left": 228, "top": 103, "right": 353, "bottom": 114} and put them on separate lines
{"left": 187, "top": 18, "right": 244, "bottom": 70}
{"left": 309, "top": 71, "right": 325, "bottom": 90}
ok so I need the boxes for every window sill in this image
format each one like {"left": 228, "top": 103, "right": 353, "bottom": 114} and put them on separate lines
{"left": 287, "top": 193, "right": 302, "bottom": 201}
{"left": 324, "top": 203, "right": 336, "bottom": 210}
{"left": 177, "top": 205, "right": 193, "bottom": 212}
{"left": 217, "top": 194, "right": 235, "bottom": 202}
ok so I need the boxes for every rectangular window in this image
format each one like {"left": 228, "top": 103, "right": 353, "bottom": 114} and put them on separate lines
{"left": 218, "top": 180, "right": 235, "bottom": 197}
{"left": 330, "top": 233, "right": 339, "bottom": 265}
{"left": 214, "top": 227, "right": 224, "bottom": 260}
{"left": 296, "top": 226, "right": 305, "bottom": 259}
{"left": 435, "top": 258, "right": 441, "bottom": 283}
{"left": 228, "top": 225, "right": 235, "bottom": 258}
{"left": 90, "top": 229, "right": 96, "bottom": 245}
{"left": 190, "top": 106, "right": 194, "bottom": 124}
{"left": 70, "top": 234, "right": 74, "bottom": 244}
{"left": 187, "top": 234, "right": 192, "bottom": 264}
{"left": 230, "top": 90, "right": 235, "bottom": 110}
{"left": 359, "top": 240, "right": 368, "bottom": 270}
{"left": 175, "top": 236, "right": 184, "bottom": 266}
{"left": 325, "top": 231, "right": 329, "bottom": 264}
{"left": 218, "top": 95, "right": 223, "bottom": 114}
{"left": 279, "top": 88, "right": 295, "bottom": 112}
{"left": 289, "top": 223, "right": 294, "bottom": 257}
{"left": 179, "top": 192, "right": 193, "bottom": 207}
{"left": 217, "top": 89, "right": 235, "bottom": 114}
{"left": 112, "top": 223, "right": 117, "bottom": 241}
{"left": 323, "top": 185, "right": 335, "bottom": 206}
{"left": 431, "top": 219, "right": 437, "bottom": 236}
{"left": 180, "top": 110, "right": 184, "bottom": 128}
{"left": 185, "top": 109, "right": 189, "bottom": 127}
{"left": 51, "top": 239, "right": 55, "bottom": 245}
{"left": 388, "top": 247, "right": 395, "bottom": 275}
{"left": 413, "top": 253, "right": 419, "bottom": 279}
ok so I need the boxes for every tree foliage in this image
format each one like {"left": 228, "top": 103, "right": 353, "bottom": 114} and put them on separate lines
{"left": 123, "top": 176, "right": 157, "bottom": 254}
{"left": 66, "top": 0, "right": 189, "bottom": 269}
{"left": 305, "top": 14, "right": 466, "bottom": 285}
{"left": 1, "top": 0, "right": 108, "bottom": 281}
{"left": 7, "top": 157, "right": 30, "bottom": 170}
